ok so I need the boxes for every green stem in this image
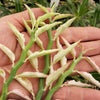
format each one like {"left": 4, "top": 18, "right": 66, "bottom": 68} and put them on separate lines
{"left": 45, "top": 53, "right": 83, "bottom": 100}
{"left": 0, "top": 31, "right": 35, "bottom": 100}
{"left": 36, "top": 28, "right": 54, "bottom": 100}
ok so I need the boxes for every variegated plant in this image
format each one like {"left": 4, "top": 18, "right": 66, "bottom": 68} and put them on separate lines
{"left": 0, "top": 3, "right": 99, "bottom": 100}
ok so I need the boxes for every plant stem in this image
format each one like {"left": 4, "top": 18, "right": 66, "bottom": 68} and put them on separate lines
{"left": 0, "top": 31, "right": 35, "bottom": 100}
{"left": 45, "top": 53, "right": 83, "bottom": 100}
{"left": 36, "top": 28, "right": 54, "bottom": 100}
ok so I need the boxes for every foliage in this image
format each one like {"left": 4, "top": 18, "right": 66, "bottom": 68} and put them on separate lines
{"left": 0, "top": 3, "right": 79, "bottom": 100}
{"left": 56, "top": 0, "right": 100, "bottom": 27}
{"left": 0, "top": 0, "right": 50, "bottom": 14}
{"left": 0, "top": 1, "right": 100, "bottom": 100}
{"left": 0, "top": 0, "right": 100, "bottom": 27}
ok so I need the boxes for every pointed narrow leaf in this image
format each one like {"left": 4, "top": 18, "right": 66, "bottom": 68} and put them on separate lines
{"left": 8, "top": 23, "right": 25, "bottom": 49}
{"left": 83, "top": 57, "right": 100, "bottom": 74}
{"left": 23, "top": 18, "right": 31, "bottom": 35}
{"left": 50, "top": 0, "right": 60, "bottom": 11}
{"left": 25, "top": 4, "right": 36, "bottom": 29}
{"left": 44, "top": 63, "right": 69, "bottom": 91}
{"left": 51, "top": 3, "right": 56, "bottom": 12}
{"left": 61, "top": 37, "right": 76, "bottom": 59}
{"left": 57, "top": 37, "right": 62, "bottom": 49}
{"left": 53, "top": 50, "right": 66, "bottom": 65}
{"left": 26, "top": 20, "right": 31, "bottom": 24}
{"left": 38, "top": 22, "right": 46, "bottom": 26}
{"left": 50, "top": 65, "right": 54, "bottom": 74}
{"left": 60, "top": 56, "right": 67, "bottom": 67}
{"left": 57, "top": 37, "right": 67, "bottom": 67}
{"left": 53, "top": 14, "right": 73, "bottom": 21}
{"left": 0, "top": 68, "right": 6, "bottom": 81}
{"left": 0, "top": 44, "right": 15, "bottom": 66}
{"left": 25, "top": 49, "right": 59, "bottom": 61}
{"left": 36, "top": 13, "right": 59, "bottom": 25}
{"left": 63, "top": 80, "right": 94, "bottom": 88}
{"left": 78, "top": 71, "right": 100, "bottom": 88}
{"left": 35, "top": 22, "right": 62, "bottom": 38}
{"left": 27, "top": 50, "right": 39, "bottom": 72}
{"left": 8, "top": 89, "right": 31, "bottom": 100}
{"left": 50, "top": 57, "right": 54, "bottom": 74}
{"left": 36, "top": 37, "right": 44, "bottom": 49}
{"left": 16, "top": 77, "right": 35, "bottom": 100}
{"left": 35, "top": 3, "right": 48, "bottom": 13}
{"left": 16, "top": 77, "right": 33, "bottom": 92}
{"left": 16, "top": 72, "right": 47, "bottom": 78}
{"left": 54, "top": 17, "right": 76, "bottom": 40}
{"left": 27, "top": 20, "right": 46, "bottom": 26}
{"left": 52, "top": 40, "right": 80, "bottom": 65}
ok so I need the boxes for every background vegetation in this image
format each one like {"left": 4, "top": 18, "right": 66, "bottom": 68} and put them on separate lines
{"left": 0, "top": 0, "right": 100, "bottom": 27}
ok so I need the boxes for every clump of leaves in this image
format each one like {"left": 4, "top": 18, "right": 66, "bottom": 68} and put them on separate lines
{"left": 0, "top": 3, "right": 100, "bottom": 100}
{"left": 55, "top": 0, "right": 100, "bottom": 27}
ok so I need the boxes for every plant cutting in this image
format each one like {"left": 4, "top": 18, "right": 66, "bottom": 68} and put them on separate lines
{"left": 0, "top": 2, "right": 100, "bottom": 100}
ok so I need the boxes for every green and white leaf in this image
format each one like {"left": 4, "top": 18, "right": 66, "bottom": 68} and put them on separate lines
{"left": 63, "top": 80, "right": 94, "bottom": 88}
{"left": 35, "top": 22, "right": 62, "bottom": 38}
{"left": 16, "top": 72, "right": 47, "bottom": 78}
{"left": 50, "top": 57, "right": 54, "bottom": 74}
{"left": 26, "top": 20, "right": 31, "bottom": 24}
{"left": 36, "top": 37, "right": 44, "bottom": 49}
{"left": 25, "top": 4, "right": 36, "bottom": 29}
{"left": 57, "top": 37, "right": 67, "bottom": 67}
{"left": 36, "top": 13, "right": 59, "bottom": 26}
{"left": 60, "top": 56, "right": 67, "bottom": 67}
{"left": 16, "top": 77, "right": 35, "bottom": 100}
{"left": 38, "top": 22, "right": 46, "bottom": 26}
{"left": 35, "top": 3, "right": 48, "bottom": 13}
{"left": 61, "top": 37, "right": 76, "bottom": 59}
{"left": 44, "top": 63, "right": 69, "bottom": 91}
{"left": 27, "top": 20, "right": 46, "bottom": 26}
{"left": 27, "top": 50, "right": 39, "bottom": 72}
{"left": 49, "top": 57, "right": 54, "bottom": 90}
{"left": 0, "top": 68, "right": 6, "bottom": 82}
{"left": 25, "top": 49, "right": 59, "bottom": 61}
{"left": 50, "top": 0, "right": 60, "bottom": 11}
{"left": 23, "top": 18, "right": 31, "bottom": 35}
{"left": 77, "top": 71, "right": 100, "bottom": 88}
{"left": 53, "top": 14, "right": 73, "bottom": 21}
{"left": 83, "top": 57, "right": 100, "bottom": 74}
{"left": 51, "top": 3, "right": 56, "bottom": 12}
{"left": 54, "top": 17, "right": 76, "bottom": 40}
{"left": 52, "top": 40, "right": 80, "bottom": 65}
{"left": 8, "top": 89, "right": 31, "bottom": 100}
{"left": 0, "top": 44, "right": 15, "bottom": 66}
{"left": 57, "top": 37, "right": 62, "bottom": 49}
{"left": 8, "top": 23, "right": 25, "bottom": 49}
{"left": 16, "top": 77, "right": 33, "bottom": 92}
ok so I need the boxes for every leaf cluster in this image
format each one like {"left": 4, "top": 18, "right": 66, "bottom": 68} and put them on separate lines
{"left": 56, "top": 0, "right": 100, "bottom": 27}
{"left": 0, "top": 3, "right": 78, "bottom": 100}
{"left": 0, "top": 2, "right": 100, "bottom": 100}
